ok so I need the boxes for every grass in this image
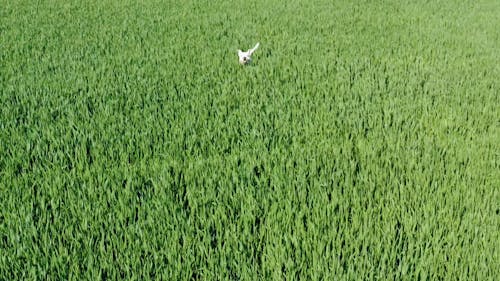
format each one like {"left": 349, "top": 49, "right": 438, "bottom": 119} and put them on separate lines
{"left": 1, "top": 0, "right": 499, "bottom": 279}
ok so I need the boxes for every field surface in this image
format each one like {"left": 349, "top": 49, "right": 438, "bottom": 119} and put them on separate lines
{"left": 1, "top": 0, "right": 499, "bottom": 280}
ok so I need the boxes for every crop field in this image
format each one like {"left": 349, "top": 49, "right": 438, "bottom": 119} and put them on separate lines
{"left": 1, "top": 0, "right": 499, "bottom": 279}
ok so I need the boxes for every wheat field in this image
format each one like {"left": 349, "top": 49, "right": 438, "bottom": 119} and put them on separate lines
{"left": 1, "top": 0, "right": 499, "bottom": 279}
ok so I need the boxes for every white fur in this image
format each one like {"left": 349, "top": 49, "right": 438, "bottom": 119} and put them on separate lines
{"left": 237, "top": 43, "right": 260, "bottom": 65}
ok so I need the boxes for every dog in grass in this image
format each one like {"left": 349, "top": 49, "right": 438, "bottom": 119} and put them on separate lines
{"left": 237, "top": 43, "right": 260, "bottom": 65}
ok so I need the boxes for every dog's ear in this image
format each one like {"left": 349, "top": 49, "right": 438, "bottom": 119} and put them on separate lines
{"left": 237, "top": 50, "right": 243, "bottom": 56}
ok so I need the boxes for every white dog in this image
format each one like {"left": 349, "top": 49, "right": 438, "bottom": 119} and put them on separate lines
{"left": 237, "top": 43, "right": 260, "bottom": 65}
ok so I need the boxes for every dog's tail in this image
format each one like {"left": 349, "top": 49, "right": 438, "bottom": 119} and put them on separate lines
{"left": 249, "top": 42, "right": 260, "bottom": 55}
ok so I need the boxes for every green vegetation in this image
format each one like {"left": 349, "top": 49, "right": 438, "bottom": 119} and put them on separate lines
{"left": 1, "top": 0, "right": 499, "bottom": 279}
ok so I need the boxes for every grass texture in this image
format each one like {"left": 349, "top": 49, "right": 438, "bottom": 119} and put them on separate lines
{"left": 1, "top": 0, "right": 499, "bottom": 279}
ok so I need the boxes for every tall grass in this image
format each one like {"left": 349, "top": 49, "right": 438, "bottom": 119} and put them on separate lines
{"left": 1, "top": 0, "right": 499, "bottom": 279}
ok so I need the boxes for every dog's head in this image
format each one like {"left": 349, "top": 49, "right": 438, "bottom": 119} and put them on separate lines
{"left": 237, "top": 50, "right": 250, "bottom": 65}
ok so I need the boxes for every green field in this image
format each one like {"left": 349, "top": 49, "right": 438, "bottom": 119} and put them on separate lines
{"left": 1, "top": 0, "right": 499, "bottom": 279}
